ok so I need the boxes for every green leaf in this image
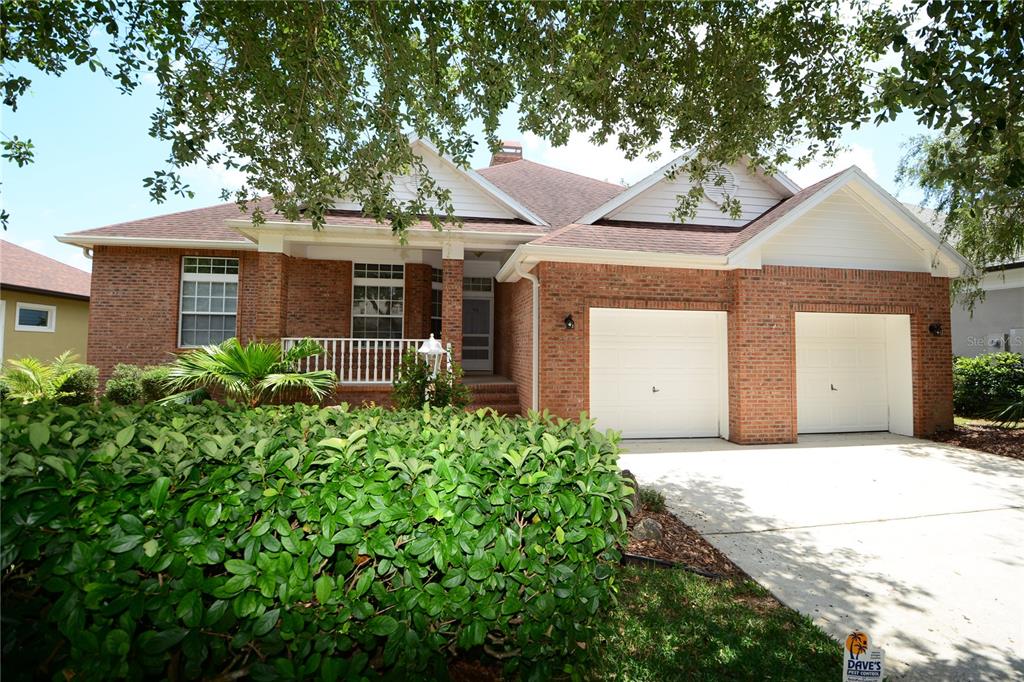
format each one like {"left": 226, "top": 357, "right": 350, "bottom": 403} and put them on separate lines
{"left": 225, "top": 559, "right": 258, "bottom": 575}
{"left": 150, "top": 477, "right": 170, "bottom": 511}
{"left": 331, "top": 527, "right": 361, "bottom": 545}
{"left": 467, "top": 558, "right": 491, "bottom": 581}
{"left": 314, "top": 575, "right": 332, "bottom": 603}
{"left": 176, "top": 589, "right": 203, "bottom": 627}
{"left": 108, "top": 534, "right": 144, "bottom": 553}
{"left": 138, "top": 627, "right": 187, "bottom": 655}
{"left": 555, "top": 526, "right": 565, "bottom": 544}
{"left": 143, "top": 539, "right": 160, "bottom": 557}
{"left": 28, "top": 422, "right": 49, "bottom": 450}
{"left": 103, "top": 629, "right": 131, "bottom": 657}
{"left": 253, "top": 608, "right": 280, "bottom": 636}
{"left": 367, "top": 615, "right": 398, "bottom": 636}
{"left": 204, "top": 502, "right": 222, "bottom": 527}
{"left": 115, "top": 425, "right": 136, "bottom": 448}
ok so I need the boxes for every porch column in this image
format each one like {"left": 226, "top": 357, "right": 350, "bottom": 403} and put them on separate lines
{"left": 403, "top": 263, "right": 433, "bottom": 339}
{"left": 442, "top": 258, "right": 463, "bottom": 363}
{"left": 252, "top": 252, "right": 288, "bottom": 341}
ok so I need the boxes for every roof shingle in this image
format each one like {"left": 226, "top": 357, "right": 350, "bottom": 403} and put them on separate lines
{"left": 1, "top": 240, "right": 91, "bottom": 298}
{"left": 477, "top": 159, "right": 624, "bottom": 228}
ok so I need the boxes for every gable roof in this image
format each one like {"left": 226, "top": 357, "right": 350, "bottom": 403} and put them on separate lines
{"left": 476, "top": 159, "right": 624, "bottom": 227}
{"left": 727, "top": 166, "right": 970, "bottom": 275}
{"left": 1, "top": 240, "right": 91, "bottom": 299}
{"left": 408, "top": 139, "right": 548, "bottom": 226}
{"left": 498, "top": 165, "right": 970, "bottom": 281}
{"left": 576, "top": 151, "right": 800, "bottom": 225}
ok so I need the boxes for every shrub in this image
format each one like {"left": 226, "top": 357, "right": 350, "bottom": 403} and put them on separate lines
{"left": 164, "top": 337, "right": 336, "bottom": 406}
{"left": 392, "top": 347, "right": 472, "bottom": 409}
{"left": 140, "top": 365, "right": 172, "bottom": 403}
{"left": 104, "top": 363, "right": 144, "bottom": 404}
{"left": 57, "top": 365, "right": 99, "bottom": 406}
{"left": 0, "top": 351, "right": 84, "bottom": 403}
{"left": 0, "top": 401, "right": 630, "bottom": 680}
{"left": 952, "top": 352, "right": 1024, "bottom": 416}
{"left": 638, "top": 487, "right": 666, "bottom": 514}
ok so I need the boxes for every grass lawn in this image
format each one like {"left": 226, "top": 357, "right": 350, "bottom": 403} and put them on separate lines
{"left": 589, "top": 566, "right": 841, "bottom": 681}
{"left": 954, "top": 416, "right": 1024, "bottom": 429}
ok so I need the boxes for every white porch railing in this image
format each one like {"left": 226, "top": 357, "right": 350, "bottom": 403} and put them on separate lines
{"left": 282, "top": 337, "right": 427, "bottom": 385}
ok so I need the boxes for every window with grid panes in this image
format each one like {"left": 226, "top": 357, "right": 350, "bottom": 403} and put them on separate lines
{"left": 352, "top": 264, "right": 405, "bottom": 338}
{"left": 179, "top": 256, "right": 239, "bottom": 347}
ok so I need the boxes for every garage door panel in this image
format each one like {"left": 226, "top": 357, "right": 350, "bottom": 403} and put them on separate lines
{"left": 796, "top": 312, "right": 910, "bottom": 434}
{"left": 589, "top": 309, "right": 727, "bottom": 439}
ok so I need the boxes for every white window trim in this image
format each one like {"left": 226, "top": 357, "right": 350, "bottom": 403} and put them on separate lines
{"left": 14, "top": 302, "right": 57, "bottom": 332}
{"left": 178, "top": 257, "right": 239, "bottom": 348}
{"left": 351, "top": 263, "right": 406, "bottom": 339}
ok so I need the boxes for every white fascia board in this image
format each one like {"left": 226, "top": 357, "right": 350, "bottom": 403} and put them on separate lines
{"left": 577, "top": 151, "right": 695, "bottom": 225}
{"left": 410, "top": 138, "right": 549, "bottom": 227}
{"left": 228, "top": 219, "right": 537, "bottom": 252}
{"left": 56, "top": 234, "right": 257, "bottom": 250}
{"left": 496, "top": 243, "right": 730, "bottom": 282}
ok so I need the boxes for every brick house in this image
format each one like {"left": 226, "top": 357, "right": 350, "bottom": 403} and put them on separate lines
{"left": 59, "top": 139, "right": 967, "bottom": 443}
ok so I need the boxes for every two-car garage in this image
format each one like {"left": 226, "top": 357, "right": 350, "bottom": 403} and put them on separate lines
{"left": 588, "top": 308, "right": 913, "bottom": 440}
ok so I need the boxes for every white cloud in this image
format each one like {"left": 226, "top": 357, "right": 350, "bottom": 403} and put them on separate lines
{"left": 782, "top": 143, "right": 878, "bottom": 188}
{"left": 521, "top": 131, "right": 677, "bottom": 186}
{"left": 8, "top": 237, "right": 93, "bottom": 273}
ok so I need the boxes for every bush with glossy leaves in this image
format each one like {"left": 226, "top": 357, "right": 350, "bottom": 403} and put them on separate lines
{"left": 0, "top": 401, "right": 630, "bottom": 680}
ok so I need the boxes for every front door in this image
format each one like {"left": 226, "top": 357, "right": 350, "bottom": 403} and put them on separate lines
{"left": 462, "top": 297, "right": 493, "bottom": 372}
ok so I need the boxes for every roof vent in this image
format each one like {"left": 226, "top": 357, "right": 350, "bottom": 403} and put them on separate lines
{"left": 490, "top": 140, "right": 523, "bottom": 166}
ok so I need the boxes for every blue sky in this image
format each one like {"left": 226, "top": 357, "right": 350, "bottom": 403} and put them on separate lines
{"left": 3, "top": 65, "right": 930, "bottom": 272}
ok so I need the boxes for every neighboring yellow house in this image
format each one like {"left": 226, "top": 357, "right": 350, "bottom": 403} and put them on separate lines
{"left": 1, "top": 240, "right": 91, "bottom": 363}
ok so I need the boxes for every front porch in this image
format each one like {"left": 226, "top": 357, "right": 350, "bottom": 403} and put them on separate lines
{"left": 282, "top": 335, "right": 522, "bottom": 414}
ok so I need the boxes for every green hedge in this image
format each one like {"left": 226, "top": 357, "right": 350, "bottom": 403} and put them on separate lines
{"left": 57, "top": 365, "right": 99, "bottom": 406}
{"left": 104, "top": 363, "right": 145, "bottom": 404}
{"left": 953, "top": 352, "right": 1024, "bottom": 416}
{"left": 0, "top": 401, "right": 629, "bottom": 680}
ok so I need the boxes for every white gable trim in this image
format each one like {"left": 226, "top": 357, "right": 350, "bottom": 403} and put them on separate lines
{"left": 410, "top": 139, "right": 547, "bottom": 226}
{"left": 577, "top": 151, "right": 799, "bottom": 225}
{"left": 727, "top": 166, "right": 970, "bottom": 277}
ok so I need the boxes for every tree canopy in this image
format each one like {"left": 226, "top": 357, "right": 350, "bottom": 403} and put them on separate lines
{"left": 2, "top": 0, "right": 1021, "bottom": 276}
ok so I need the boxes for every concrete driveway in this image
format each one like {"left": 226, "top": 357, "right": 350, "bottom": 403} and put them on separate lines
{"left": 619, "top": 433, "right": 1024, "bottom": 680}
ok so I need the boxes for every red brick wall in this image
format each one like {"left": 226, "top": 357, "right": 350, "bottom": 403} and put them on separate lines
{"left": 88, "top": 246, "right": 259, "bottom": 382}
{"left": 727, "top": 266, "right": 953, "bottom": 442}
{"left": 441, "top": 259, "right": 464, "bottom": 362}
{"left": 404, "top": 263, "right": 433, "bottom": 339}
{"left": 529, "top": 261, "right": 953, "bottom": 443}
{"left": 285, "top": 257, "right": 351, "bottom": 337}
{"left": 535, "top": 261, "right": 732, "bottom": 419}
{"left": 495, "top": 279, "right": 534, "bottom": 414}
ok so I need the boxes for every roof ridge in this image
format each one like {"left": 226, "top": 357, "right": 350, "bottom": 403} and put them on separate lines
{"left": 478, "top": 159, "right": 625, "bottom": 190}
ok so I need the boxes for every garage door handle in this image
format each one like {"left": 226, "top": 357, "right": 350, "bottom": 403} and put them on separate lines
{"left": 831, "top": 384, "right": 838, "bottom": 391}
{"left": 652, "top": 386, "right": 660, "bottom": 393}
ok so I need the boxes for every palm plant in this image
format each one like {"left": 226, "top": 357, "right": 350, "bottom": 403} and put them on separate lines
{"left": 1, "top": 351, "right": 83, "bottom": 403}
{"left": 162, "top": 338, "right": 337, "bottom": 407}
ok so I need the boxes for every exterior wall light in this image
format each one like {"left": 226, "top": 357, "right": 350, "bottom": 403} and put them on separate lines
{"left": 564, "top": 314, "right": 575, "bottom": 330}
{"left": 417, "top": 333, "right": 445, "bottom": 377}
{"left": 928, "top": 322, "right": 943, "bottom": 336}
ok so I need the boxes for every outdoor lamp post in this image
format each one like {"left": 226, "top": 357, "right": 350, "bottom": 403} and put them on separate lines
{"left": 417, "top": 334, "right": 445, "bottom": 377}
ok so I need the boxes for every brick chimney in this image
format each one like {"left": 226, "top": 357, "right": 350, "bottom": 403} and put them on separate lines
{"left": 490, "top": 140, "right": 523, "bottom": 166}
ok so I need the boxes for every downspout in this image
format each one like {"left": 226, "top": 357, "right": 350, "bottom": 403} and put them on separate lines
{"left": 513, "top": 261, "right": 540, "bottom": 412}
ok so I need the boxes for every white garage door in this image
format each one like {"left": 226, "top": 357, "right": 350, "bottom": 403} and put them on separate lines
{"left": 796, "top": 312, "right": 913, "bottom": 435}
{"left": 589, "top": 308, "right": 728, "bottom": 438}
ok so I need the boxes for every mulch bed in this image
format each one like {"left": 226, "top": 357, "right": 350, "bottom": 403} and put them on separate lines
{"left": 932, "top": 424, "right": 1024, "bottom": 461}
{"left": 625, "top": 508, "right": 746, "bottom": 579}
